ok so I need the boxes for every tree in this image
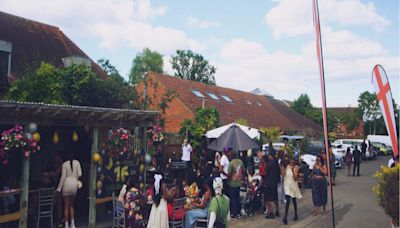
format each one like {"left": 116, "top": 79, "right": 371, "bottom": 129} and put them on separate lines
{"left": 129, "top": 48, "right": 163, "bottom": 85}
{"left": 170, "top": 50, "right": 216, "bottom": 85}
{"left": 235, "top": 118, "right": 248, "bottom": 126}
{"left": 339, "top": 110, "right": 360, "bottom": 136}
{"left": 97, "top": 58, "right": 127, "bottom": 85}
{"left": 358, "top": 91, "right": 381, "bottom": 134}
{"left": 292, "top": 94, "right": 314, "bottom": 116}
{"left": 6, "top": 62, "right": 131, "bottom": 108}
{"left": 180, "top": 107, "right": 219, "bottom": 149}
{"left": 260, "top": 127, "right": 282, "bottom": 143}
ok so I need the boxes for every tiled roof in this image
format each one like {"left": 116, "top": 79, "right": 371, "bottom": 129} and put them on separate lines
{"left": 150, "top": 72, "right": 323, "bottom": 134}
{"left": 0, "top": 11, "right": 106, "bottom": 79}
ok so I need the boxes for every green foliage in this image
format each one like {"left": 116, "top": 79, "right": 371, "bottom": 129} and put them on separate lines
{"left": 373, "top": 164, "right": 399, "bottom": 225}
{"left": 179, "top": 107, "right": 219, "bottom": 149}
{"left": 170, "top": 50, "right": 216, "bottom": 85}
{"left": 129, "top": 48, "right": 164, "bottom": 85}
{"left": 338, "top": 110, "right": 360, "bottom": 135}
{"left": 97, "top": 58, "right": 127, "bottom": 86}
{"left": 5, "top": 62, "right": 132, "bottom": 108}
{"left": 260, "top": 127, "right": 282, "bottom": 143}
{"left": 292, "top": 94, "right": 313, "bottom": 116}
{"left": 235, "top": 118, "right": 248, "bottom": 126}
{"left": 358, "top": 91, "right": 380, "bottom": 121}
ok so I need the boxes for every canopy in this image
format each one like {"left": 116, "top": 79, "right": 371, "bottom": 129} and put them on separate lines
{"left": 207, "top": 124, "right": 260, "bottom": 152}
{"left": 205, "top": 123, "right": 260, "bottom": 139}
{"left": 280, "top": 135, "right": 304, "bottom": 140}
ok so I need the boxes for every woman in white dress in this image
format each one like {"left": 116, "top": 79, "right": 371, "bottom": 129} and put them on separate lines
{"left": 56, "top": 152, "right": 82, "bottom": 228}
{"left": 281, "top": 158, "right": 302, "bottom": 225}
{"left": 147, "top": 174, "right": 169, "bottom": 228}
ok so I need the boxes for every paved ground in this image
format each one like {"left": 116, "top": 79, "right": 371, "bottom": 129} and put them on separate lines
{"left": 228, "top": 156, "right": 391, "bottom": 228}
{"left": 79, "top": 156, "right": 391, "bottom": 228}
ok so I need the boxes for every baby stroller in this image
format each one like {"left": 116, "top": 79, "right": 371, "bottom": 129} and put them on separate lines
{"left": 244, "top": 176, "right": 262, "bottom": 216}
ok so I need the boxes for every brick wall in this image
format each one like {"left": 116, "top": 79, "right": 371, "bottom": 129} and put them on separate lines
{"left": 136, "top": 73, "right": 194, "bottom": 133}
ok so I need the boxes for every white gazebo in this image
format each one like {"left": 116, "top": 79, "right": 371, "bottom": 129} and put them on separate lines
{"left": 205, "top": 123, "right": 260, "bottom": 139}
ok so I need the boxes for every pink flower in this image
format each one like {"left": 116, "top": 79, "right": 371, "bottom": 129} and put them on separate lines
{"left": 24, "top": 151, "right": 30, "bottom": 157}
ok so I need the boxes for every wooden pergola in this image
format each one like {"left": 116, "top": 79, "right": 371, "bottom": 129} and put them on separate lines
{"left": 0, "top": 100, "right": 159, "bottom": 228}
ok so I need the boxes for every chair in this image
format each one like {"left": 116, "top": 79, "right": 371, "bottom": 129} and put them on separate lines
{"left": 194, "top": 212, "right": 209, "bottom": 228}
{"left": 169, "top": 197, "right": 186, "bottom": 228}
{"left": 37, "top": 187, "right": 54, "bottom": 228}
{"left": 112, "top": 192, "right": 125, "bottom": 228}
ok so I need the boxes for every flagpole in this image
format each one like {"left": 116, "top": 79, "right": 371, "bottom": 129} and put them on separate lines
{"left": 312, "top": 0, "right": 335, "bottom": 227}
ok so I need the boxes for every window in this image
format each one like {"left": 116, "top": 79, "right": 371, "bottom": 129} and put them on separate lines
{"left": 246, "top": 100, "right": 252, "bottom": 105}
{"left": 256, "top": 102, "right": 262, "bottom": 106}
{"left": 207, "top": 92, "right": 219, "bottom": 100}
{"left": 192, "top": 90, "right": 205, "bottom": 98}
{"left": 221, "top": 95, "right": 233, "bottom": 102}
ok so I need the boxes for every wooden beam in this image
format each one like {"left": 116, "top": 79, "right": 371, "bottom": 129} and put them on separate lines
{"left": 95, "top": 196, "right": 112, "bottom": 204}
{"left": 99, "top": 112, "right": 110, "bottom": 120}
{"left": 31, "top": 107, "right": 42, "bottom": 116}
{"left": 82, "top": 111, "right": 97, "bottom": 120}
{"left": 48, "top": 110, "right": 61, "bottom": 118}
{"left": 0, "top": 212, "right": 20, "bottom": 223}
{"left": 88, "top": 127, "right": 99, "bottom": 228}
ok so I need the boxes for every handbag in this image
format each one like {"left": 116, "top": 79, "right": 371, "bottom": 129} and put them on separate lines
{"left": 214, "top": 197, "right": 226, "bottom": 228}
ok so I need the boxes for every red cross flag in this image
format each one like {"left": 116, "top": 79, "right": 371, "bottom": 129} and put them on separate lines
{"left": 372, "top": 64, "right": 399, "bottom": 157}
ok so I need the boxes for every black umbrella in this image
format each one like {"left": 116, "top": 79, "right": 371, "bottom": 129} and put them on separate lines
{"left": 207, "top": 124, "right": 259, "bottom": 152}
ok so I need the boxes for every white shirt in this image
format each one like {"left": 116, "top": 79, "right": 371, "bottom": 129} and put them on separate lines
{"left": 220, "top": 154, "right": 229, "bottom": 180}
{"left": 181, "top": 144, "right": 192, "bottom": 161}
{"left": 388, "top": 158, "right": 395, "bottom": 167}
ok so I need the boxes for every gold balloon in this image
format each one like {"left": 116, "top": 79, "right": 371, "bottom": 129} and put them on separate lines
{"left": 139, "top": 183, "right": 144, "bottom": 189}
{"left": 139, "top": 164, "right": 145, "bottom": 173}
{"left": 53, "top": 132, "right": 59, "bottom": 144}
{"left": 134, "top": 149, "right": 139, "bottom": 158}
{"left": 72, "top": 131, "right": 79, "bottom": 142}
{"left": 92, "top": 152, "right": 102, "bottom": 163}
{"left": 96, "top": 180, "right": 103, "bottom": 189}
{"left": 32, "top": 132, "right": 41, "bottom": 142}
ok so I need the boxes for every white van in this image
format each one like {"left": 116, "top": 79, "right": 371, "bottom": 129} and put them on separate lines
{"left": 332, "top": 139, "right": 377, "bottom": 159}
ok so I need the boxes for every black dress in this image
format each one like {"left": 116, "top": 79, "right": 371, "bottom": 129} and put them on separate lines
{"left": 311, "top": 167, "right": 327, "bottom": 207}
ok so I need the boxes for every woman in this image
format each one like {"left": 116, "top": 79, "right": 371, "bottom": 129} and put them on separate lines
{"left": 281, "top": 159, "right": 302, "bottom": 225}
{"left": 208, "top": 177, "right": 230, "bottom": 228}
{"left": 118, "top": 176, "right": 134, "bottom": 204}
{"left": 185, "top": 179, "right": 212, "bottom": 228}
{"left": 311, "top": 155, "right": 328, "bottom": 216}
{"left": 345, "top": 148, "right": 352, "bottom": 176}
{"left": 147, "top": 174, "right": 169, "bottom": 228}
{"left": 329, "top": 149, "right": 337, "bottom": 185}
{"left": 167, "top": 178, "right": 186, "bottom": 219}
{"left": 259, "top": 154, "right": 268, "bottom": 214}
{"left": 56, "top": 152, "right": 82, "bottom": 228}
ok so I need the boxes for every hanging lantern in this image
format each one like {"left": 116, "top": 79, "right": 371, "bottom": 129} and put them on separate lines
{"left": 32, "top": 132, "right": 41, "bottom": 142}
{"left": 92, "top": 152, "right": 102, "bottom": 163}
{"left": 72, "top": 131, "right": 79, "bottom": 142}
{"left": 53, "top": 132, "right": 59, "bottom": 144}
{"left": 28, "top": 122, "right": 38, "bottom": 133}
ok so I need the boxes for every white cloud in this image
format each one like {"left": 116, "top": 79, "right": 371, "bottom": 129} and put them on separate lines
{"left": 265, "top": 0, "right": 390, "bottom": 38}
{"left": 0, "top": 0, "right": 202, "bottom": 53}
{"left": 215, "top": 34, "right": 399, "bottom": 106}
{"left": 186, "top": 16, "right": 219, "bottom": 29}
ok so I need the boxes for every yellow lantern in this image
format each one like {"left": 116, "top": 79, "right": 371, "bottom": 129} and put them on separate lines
{"left": 139, "top": 164, "right": 145, "bottom": 173}
{"left": 92, "top": 152, "right": 102, "bottom": 163}
{"left": 72, "top": 131, "right": 79, "bottom": 142}
{"left": 96, "top": 180, "right": 103, "bottom": 189}
{"left": 32, "top": 132, "right": 41, "bottom": 142}
{"left": 53, "top": 132, "right": 59, "bottom": 144}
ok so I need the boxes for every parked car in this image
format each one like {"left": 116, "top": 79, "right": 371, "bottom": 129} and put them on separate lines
{"left": 301, "top": 144, "right": 342, "bottom": 170}
{"left": 371, "top": 142, "right": 393, "bottom": 156}
{"left": 332, "top": 139, "right": 378, "bottom": 159}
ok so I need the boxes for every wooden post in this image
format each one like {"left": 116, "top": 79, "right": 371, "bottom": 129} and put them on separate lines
{"left": 143, "top": 126, "right": 148, "bottom": 190}
{"left": 18, "top": 156, "right": 30, "bottom": 228}
{"left": 88, "top": 127, "right": 99, "bottom": 228}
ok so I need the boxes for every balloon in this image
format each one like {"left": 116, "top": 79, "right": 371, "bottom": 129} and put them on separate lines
{"left": 98, "top": 159, "right": 103, "bottom": 166}
{"left": 139, "top": 175, "right": 143, "bottom": 182}
{"left": 52, "top": 132, "right": 59, "bottom": 144}
{"left": 92, "top": 153, "right": 102, "bottom": 163}
{"left": 28, "top": 122, "right": 37, "bottom": 133}
{"left": 145, "top": 153, "right": 152, "bottom": 165}
{"left": 72, "top": 131, "right": 79, "bottom": 142}
{"left": 96, "top": 180, "right": 103, "bottom": 189}
{"left": 139, "top": 164, "right": 145, "bottom": 173}
{"left": 101, "top": 149, "right": 107, "bottom": 156}
{"left": 97, "top": 189, "right": 102, "bottom": 197}
{"left": 97, "top": 166, "right": 102, "bottom": 173}
{"left": 139, "top": 183, "right": 144, "bottom": 189}
{"left": 24, "top": 132, "right": 32, "bottom": 140}
{"left": 32, "top": 132, "right": 41, "bottom": 142}
{"left": 134, "top": 149, "right": 139, "bottom": 158}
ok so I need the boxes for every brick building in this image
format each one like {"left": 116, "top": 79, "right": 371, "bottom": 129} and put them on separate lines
{"left": 136, "top": 72, "right": 323, "bottom": 134}
{"left": 0, "top": 11, "right": 106, "bottom": 95}
{"left": 328, "top": 107, "right": 365, "bottom": 138}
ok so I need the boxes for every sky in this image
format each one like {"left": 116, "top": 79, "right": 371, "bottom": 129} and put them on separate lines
{"left": 0, "top": 0, "right": 398, "bottom": 107}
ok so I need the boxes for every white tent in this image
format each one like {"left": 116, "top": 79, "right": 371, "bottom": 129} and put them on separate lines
{"left": 206, "top": 123, "right": 260, "bottom": 139}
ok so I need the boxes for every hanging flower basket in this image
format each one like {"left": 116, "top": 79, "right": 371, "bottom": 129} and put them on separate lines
{"left": 147, "top": 125, "right": 164, "bottom": 146}
{"left": 104, "top": 128, "right": 134, "bottom": 158}
{"left": 0, "top": 125, "right": 40, "bottom": 165}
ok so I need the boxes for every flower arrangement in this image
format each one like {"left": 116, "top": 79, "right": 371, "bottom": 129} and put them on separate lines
{"left": 104, "top": 128, "right": 134, "bottom": 158}
{"left": 124, "top": 189, "right": 146, "bottom": 227}
{"left": 147, "top": 125, "right": 164, "bottom": 146}
{"left": 0, "top": 125, "right": 40, "bottom": 165}
{"left": 373, "top": 164, "right": 399, "bottom": 226}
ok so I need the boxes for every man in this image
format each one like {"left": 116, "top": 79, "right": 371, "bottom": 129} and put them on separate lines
{"left": 219, "top": 147, "right": 231, "bottom": 194}
{"left": 361, "top": 139, "right": 367, "bottom": 160}
{"left": 353, "top": 146, "right": 362, "bottom": 176}
{"left": 264, "top": 151, "right": 281, "bottom": 219}
{"left": 181, "top": 139, "right": 192, "bottom": 164}
{"left": 227, "top": 151, "right": 245, "bottom": 220}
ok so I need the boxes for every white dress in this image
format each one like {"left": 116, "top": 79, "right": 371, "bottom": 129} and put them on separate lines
{"left": 57, "top": 160, "right": 82, "bottom": 196}
{"left": 147, "top": 198, "right": 169, "bottom": 228}
{"left": 283, "top": 166, "right": 302, "bottom": 199}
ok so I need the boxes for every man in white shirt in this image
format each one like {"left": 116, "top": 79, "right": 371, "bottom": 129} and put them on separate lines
{"left": 181, "top": 139, "right": 192, "bottom": 162}
{"left": 219, "top": 147, "right": 231, "bottom": 194}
